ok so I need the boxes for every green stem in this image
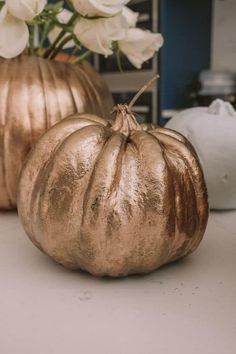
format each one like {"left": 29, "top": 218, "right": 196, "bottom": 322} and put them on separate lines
{"left": 49, "top": 34, "right": 73, "bottom": 59}
{"left": 116, "top": 48, "right": 123, "bottom": 72}
{"left": 43, "top": 12, "right": 79, "bottom": 59}
{"left": 29, "top": 25, "right": 35, "bottom": 55}
{"left": 39, "top": 20, "right": 53, "bottom": 48}
{"left": 73, "top": 50, "right": 92, "bottom": 64}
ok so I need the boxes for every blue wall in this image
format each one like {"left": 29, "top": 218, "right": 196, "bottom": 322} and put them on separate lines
{"left": 159, "top": 0, "right": 212, "bottom": 123}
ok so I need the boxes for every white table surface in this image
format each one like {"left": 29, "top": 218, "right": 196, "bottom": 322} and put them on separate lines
{"left": 0, "top": 211, "right": 236, "bottom": 354}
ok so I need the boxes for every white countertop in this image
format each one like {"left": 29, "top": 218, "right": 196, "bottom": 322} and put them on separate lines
{"left": 0, "top": 211, "right": 236, "bottom": 354}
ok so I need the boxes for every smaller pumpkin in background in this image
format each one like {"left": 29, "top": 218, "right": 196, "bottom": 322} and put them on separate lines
{"left": 166, "top": 99, "right": 236, "bottom": 210}
{"left": 0, "top": 54, "right": 113, "bottom": 210}
{"left": 17, "top": 78, "right": 209, "bottom": 277}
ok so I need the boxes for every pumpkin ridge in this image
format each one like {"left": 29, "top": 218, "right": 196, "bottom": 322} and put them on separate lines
{"left": 80, "top": 132, "right": 126, "bottom": 273}
{"left": 71, "top": 63, "right": 98, "bottom": 115}
{"left": 164, "top": 149, "right": 198, "bottom": 258}
{"left": 64, "top": 63, "right": 87, "bottom": 115}
{"left": 134, "top": 130, "right": 199, "bottom": 262}
{"left": 0, "top": 60, "right": 12, "bottom": 207}
{"left": 151, "top": 126, "right": 187, "bottom": 143}
{"left": 77, "top": 62, "right": 107, "bottom": 118}
{"left": 19, "top": 118, "right": 100, "bottom": 243}
{"left": 25, "top": 57, "right": 35, "bottom": 150}
{"left": 45, "top": 59, "right": 66, "bottom": 123}
{"left": 4, "top": 58, "right": 20, "bottom": 206}
{"left": 69, "top": 113, "right": 109, "bottom": 127}
{"left": 37, "top": 57, "right": 50, "bottom": 130}
{"left": 63, "top": 66, "right": 78, "bottom": 114}
{"left": 31, "top": 124, "right": 108, "bottom": 252}
{"left": 80, "top": 129, "right": 115, "bottom": 221}
{"left": 128, "top": 131, "right": 175, "bottom": 270}
{"left": 152, "top": 131, "right": 208, "bottom": 252}
{"left": 105, "top": 133, "right": 128, "bottom": 197}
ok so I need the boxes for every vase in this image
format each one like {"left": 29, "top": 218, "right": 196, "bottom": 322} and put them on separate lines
{"left": 0, "top": 54, "right": 113, "bottom": 209}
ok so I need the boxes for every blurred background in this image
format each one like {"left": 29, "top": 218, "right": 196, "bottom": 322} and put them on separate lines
{"left": 93, "top": 0, "right": 236, "bottom": 126}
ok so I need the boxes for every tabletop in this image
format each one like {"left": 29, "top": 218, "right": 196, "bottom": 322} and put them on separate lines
{"left": 0, "top": 211, "right": 236, "bottom": 354}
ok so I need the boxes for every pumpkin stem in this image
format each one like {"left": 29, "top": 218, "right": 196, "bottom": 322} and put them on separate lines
{"left": 128, "top": 74, "right": 160, "bottom": 110}
{"left": 111, "top": 104, "right": 142, "bottom": 136}
{"left": 111, "top": 75, "right": 159, "bottom": 136}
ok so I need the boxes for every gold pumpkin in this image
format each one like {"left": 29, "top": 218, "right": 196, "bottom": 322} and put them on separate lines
{"left": 0, "top": 55, "right": 113, "bottom": 209}
{"left": 17, "top": 100, "right": 209, "bottom": 277}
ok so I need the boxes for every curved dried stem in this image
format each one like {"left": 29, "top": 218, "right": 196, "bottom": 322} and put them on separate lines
{"left": 128, "top": 74, "right": 160, "bottom": 110}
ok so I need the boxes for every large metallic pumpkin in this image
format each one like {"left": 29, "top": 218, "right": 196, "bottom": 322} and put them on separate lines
{"left": 17, "top": 104, "right": 208, "bottom": 277}
{"left": 0, "top": 55, "right": 113, "bottom": 209}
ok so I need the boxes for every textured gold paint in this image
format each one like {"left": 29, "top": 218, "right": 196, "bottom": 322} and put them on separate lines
{"left": 17, "top": 105, "right": 209, "bottom": 277}
{"left": 0, "top": 55, "right": 113, "bottom": 209}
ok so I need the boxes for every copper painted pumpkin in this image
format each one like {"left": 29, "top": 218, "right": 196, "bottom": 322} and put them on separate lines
{"left": 0, "top": 55, "right": 113, "bottom": 209}
{"left": 17, "top": 104, "right": 208, "bottom": 277}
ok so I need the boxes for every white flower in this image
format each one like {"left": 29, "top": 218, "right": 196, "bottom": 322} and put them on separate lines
{"left": 0, "top": 5, "right": 29, "bottom": 58}
{"left": 71, "top": 0, "right": 129, "bottom": 18}
{"left": 122, "top": 6, "right": 138, "bottom": 28}
{"left": 119, "top": 28, "right": 164, "bottom": 69}
{"left": 74, "top": 14, "right": 128, "bottom": 56}
{"left": 48, "top": 9, "right": 74, "bottom": 49}
{"left": 5, "top": 0, "right": 46, "bottom": 21}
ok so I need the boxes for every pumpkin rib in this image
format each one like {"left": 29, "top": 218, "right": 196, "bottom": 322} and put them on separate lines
{"left": 129, "top": 131, "right": 176, "bottom": 272}
{"left": 45, "top": 59, "right": 67, "bottom": 124}
{"left": 154, "top": 127, "right": 200, "bottom": 160}
{"left": 4, "top": 58, "right": 24, "bottom": 206}
{"left": 147, "top": 131, "right": 200, "bottom": 258}
{"left": 75, "top": 62, "right": 106, "bottom": 118}
{"left": 0, "top": 60, "right": 12, "bottom": 207}
{"left": 152, "top": 131, "right": 208, "bottom": 253}
{"left": 18, "top": 118, "right": 102, "bottom": 244}
{"left": 34, "top": 125, "right": 110, "bottom": 265}
{"left": 164, "top": 149, "right": 198, "bottom": 260}
{"left": 63, "top": 65, "right": 78, "bottom": 115}
{"left": 25, "top": 57, "right": 35, "bottom": 148}
{"left": 67, "top": 113, "right": 110, "bottom": 127}
{"left": 63, "top": 63, "right": 87, "bottom": 115}
{"left": 37, "top": 57, "right": 51, "bottom": 131}
{"left": 71, "top": 64, "right": 98, "bottom": 115}
{"left": 79, "top": 132, "right": 128, "bottom": 275}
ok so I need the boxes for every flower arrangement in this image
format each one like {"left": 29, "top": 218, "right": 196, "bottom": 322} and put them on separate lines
{"left": 0, "top": 0, "right": 164, "bottom": 68}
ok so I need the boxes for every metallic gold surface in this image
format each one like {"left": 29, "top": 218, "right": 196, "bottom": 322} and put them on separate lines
{"left": 17, "top": 105, "right": 209, "bottom": 277}
{"left": 0, "top": 55, "right": 113, "bottom": 209}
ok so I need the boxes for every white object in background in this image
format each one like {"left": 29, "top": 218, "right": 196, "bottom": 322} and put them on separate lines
{"left": 166, "top": 99, "right": 236, "bottom": 210}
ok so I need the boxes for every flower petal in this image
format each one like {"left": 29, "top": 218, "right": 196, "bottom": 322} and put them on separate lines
{"left": 122, "top": 6, "right": 139, "bottom": 28}
{"left": 6, "top": 0, "right": 46, "bottom": 21}
{"left": 74, "top": 14, "right": 128, "bottom": 56}
{"left": 119, "top": 28, "right": 164, "bottom": 68}
{"left": 72, "top": 0, "right": 129, "bottom": 18}
{"left": 0, "top": 5, "right": 29, "bottom": 58}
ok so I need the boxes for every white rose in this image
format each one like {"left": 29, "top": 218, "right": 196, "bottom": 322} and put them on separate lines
{"left": 0, "top": 5, "right": 29, "bottom": 58}
{"left": 71, "top": 0, "right": 129, "bottom": 18}
{"left": 74, "top": 14, "right": 128, "bottom": 56}
{"left": 122, "top": 6, "right": 138, "bottom": 28}
{"left": 5, "top": 0, "right": 46, "bottom": 21}
{"left": 48, "top": 9, "right": 74, "bottom": 49}
{"left": 119, "top": 28, "right": 164, "bottom": 69}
